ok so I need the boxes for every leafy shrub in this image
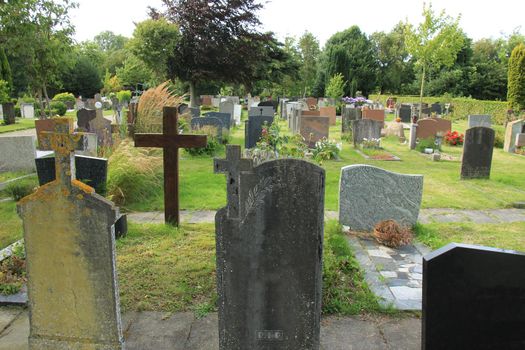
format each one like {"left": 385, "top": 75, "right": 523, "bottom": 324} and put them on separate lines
{"left": 185, "top": 136, "right": 221, "bottom": 156}
{"left": 4, "top": 178, "right": 37, "bottom": 201}
{"left": 136, "top": 81, "right": 184, "bottom": 133}
{"left": 107, "top": 139, "right": 164, "bottom": 207}
{"left": 415, "top": 137, "right": 439, "bottom": 153}
{"left": 116, "top": 90, "right": 132, "bottom": 104}
{"left": 373, "top": 220, "right": 413, "bottom": 248}
{"left": 494, "top": 129, "right": 505, "bottom": 148}
{"left": 444, "top": 130, "right": 464, "bottom": 146}
{"left": 0, "top": 79, "right": 10, "bottom": 104}
{"left": 0, "top": 254, "right": 26, "bottom": 296}
{"left": 200, "top": 105, "right": 214, "bottom": 111}
{"left": 507, "top": 43, "right": 525, "bottom": 112}
{"left": 52, "top": 92, "right": 75, "bottom": 104}
{"left": 49, "top": 101, "right": 67, "bottom": 116}
{"left": 312, "top": 138, "right": 341, "bottom": 163}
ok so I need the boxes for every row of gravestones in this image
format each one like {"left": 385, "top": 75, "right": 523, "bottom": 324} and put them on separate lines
{"left": 17, "top": 123, "right": 525, "bottom": 348}
{"left": 395, "top": 102, "right": 444, "bottom": 121}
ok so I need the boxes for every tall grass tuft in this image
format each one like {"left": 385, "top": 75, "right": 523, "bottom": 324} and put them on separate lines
{"left": 135, "top": 81, "right": 185, "bottom": 133}
{"left": 107, "top": 139, "right": 164, "bottom": 208}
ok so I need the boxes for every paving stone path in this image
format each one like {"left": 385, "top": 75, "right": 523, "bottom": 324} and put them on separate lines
{"left": 128, "top": 208, "right": 525, "bottom": 225}
{"left": 0, "top": 308, "right": 421, "bottom": 350}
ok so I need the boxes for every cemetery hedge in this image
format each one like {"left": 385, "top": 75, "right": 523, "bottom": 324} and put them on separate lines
{"left": 370, "top": 94, "right": 509, "bottom": 124}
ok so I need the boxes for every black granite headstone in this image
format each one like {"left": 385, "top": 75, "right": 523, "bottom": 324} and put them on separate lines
{"left": 258, "top": 100, "right": 278, "bottom": 113}
{"left": 461, "top": 127, "right": 495, "bottom": 179}
{"left": 249, "top": 106, "right": 274, "bottom": 117}
{"left": 77, "top": 108, "right": 97, "bottom": 131}
{"left": 244, "top": 115, "right": 274, "bottom": 149}
{"left": 191, "top": 117, "right": 223, "bottom": 140}
{"left": 204, "top": 112, "right": 231, "bottom": 130}
{"left": 35, "top": 154, "right": 108, "bottom": 195}
{"left": 214, "top": 148, "right": 325, "bottom": 349}
{"left": 398, "top": 105, "right": 412, "bottom": 123}
{"left": 430, "top": 103, "right": 442, "bottom": 115}
{"left": 114, "top": 214, "right": 127, "bottom": 239}
{"left": 423, "top": 243, "right": 525, "bottom": 349}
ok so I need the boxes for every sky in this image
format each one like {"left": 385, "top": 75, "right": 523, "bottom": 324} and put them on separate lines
{"left": 71, "top": 0, "right": 525, "bottom": 47}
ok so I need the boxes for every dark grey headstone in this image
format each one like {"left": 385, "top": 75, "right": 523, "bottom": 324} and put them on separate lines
{"left": 178, "top": 103, "right": 189, "bottom": 115}
{"left": 244, "top": 115, "right": 274, "bottom": 149}
{"left": 249, "top": 106, "right": 274, "bottom": 117}
{"left": 214, "top": 149, "right": 325, "bottom": 349}
{"left": 258, "top": 100, "right": 278, "bottom": 113}
{"left": 191, "top": 117, "right": 223, "bottom": 140}
{"left": 77, "top": 108, "right": 97, "bottom": 131}
{"left": 35, "top": 154, "right": 108, "bottom": 195}
{"left": 342, "top": 107, "right": 361, "bottom": 133}
{"left": 423, "top": 243, "right": 525, "bottom": 349}
{"left": 188, "top": 107, "right": 200, "bottom": 119}
{"left": 351, "top": 119, "right": 382, "bottom": 146}
{"left": 205, "top": 112, "right": 231, "bottom": 130}
{"left": 461, "top": 127, "right": 495, "bottom": 179}
{"left": 2, "top": 102, "right": 15, "bottom": 125}
{"left": 114, "top": 214, "right": 127, "bottom": 239}
{"left": 430, "top": 103, "right": 442, "bottom": 115}
{"left": 398, "top": 106, "right": 412, "bottom": 123}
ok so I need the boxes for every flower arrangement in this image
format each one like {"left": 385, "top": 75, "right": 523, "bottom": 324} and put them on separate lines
{"left": 312, "top": 138, "right": 341, "bottom": 163}
{"left": 341, "top": 96, "right": 368, "bottom": 106}
{"left": 360, "top": 138, "right": 381, "bottom": 149}
{"left": 444, "top": 130, "right": 464, "bottom": 146}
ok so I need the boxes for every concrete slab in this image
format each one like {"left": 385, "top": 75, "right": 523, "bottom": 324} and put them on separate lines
{"left": 0, "top": 311, "right": 28, "bottom": 350}
{"left": 379, "top": 317, "right": 421, "bottom": 350}
{"left": 320, "top": 316, "right": 386, "bottom": 350}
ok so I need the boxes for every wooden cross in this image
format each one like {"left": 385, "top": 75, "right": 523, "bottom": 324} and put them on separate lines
{"left": 39, "top": 118, "right": 87, "bottom": 190}
{"left": 214, "top": 145, "right": 253, "bottom": 219}
{"left": 134, "top": 107, "right": 207, "bottom": 226}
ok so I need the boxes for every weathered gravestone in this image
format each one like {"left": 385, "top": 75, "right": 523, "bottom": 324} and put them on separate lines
{"left": 258, "top": 100, "right": 278, "bottom": 113}
{"left": 17, "top": 118, "right": 124, "bottom": 350}
{"left": 339, "top": 165, "right": 423, "bottom": 231}
{"left": 423, "top": 243, "right": 525, "bottom": 349}
{"left": 233, "top": 104, "right": 242, "bottom": 126}
{"left": 319, "top": 106, "right": 336, "bottom": 126}
{"left": 135, "top": 107, "right": 207, "bottom": 225}
{"left": 280, "top": 98, "right": 289, "bottom": 119}
{"left": 342, "top": 107, "right": 362, "bottom": 133}
{"left": 188, "top": 107, "right": 200, "bottom": 119}
{"left": 77, "top": 108, "right": 97, "bottom": 131}
{"left": 397, "top": 105, "right": 412, "bottom": 123}
{"left": 220, "top": 100, "right": 235, "bottom": 124}
{"left": 35, "top": 119, "right": 58, "bottom": 149}
{"left": 36, "top": 153, "right": 108, "bottom": 195}
{"left": 306, "top": 97, "right": 317, "bottom": 109}
{"left": 504, "top": 119, "right": 524, "bottom": 153}
{"left": 178, "top": 103, "right": 189, "bottom": 115}
{"left": 516, "top": 133, "right": 525, "bottom": 148}
{"left": 245, "top": 115, "right": 274, "bottom": 149}
{"left": 416, "top": 118, "right": 451, "bottom": 140}
{"left": 21, "top": 103, "right": 35, "bottom": 118}
{"left": 89, "top": 114, "right": 113, "bottom": 149}
{"left": 212, "top": 97, "right": 221, "bottom": 108}
{"left": 362, "top": 109, "right": 385, "bottom": 124}
{"left": 461, "top": 127, "right": 495, "bottom": 179}
{"left": 191, "top": 117, "right": 223, "bottom": 140}
{"left": 201, "top": 95, "right": 212, "bottom": 106}
{"left": 351, "top": 119, "right": 382, "bottom": 147}
{"left": 2, "top": 102, "right": 15, "bottom": 125}
{"left": 249, "top": 106, "right": 274, "bottom": 117}
{"left": 0, "top": 135, "right": 37, "bottom": 171}
{"left": 300, "top": 116, "right": 330, "bottom": 148}
{"left": 468, "top": 114, "right": 492, "bottom": 129}
{"left": 205, "top": 112, "right": 231, "bottom": 130}
{"left": 214, "top": 146, "right": 325, "bottom": 349}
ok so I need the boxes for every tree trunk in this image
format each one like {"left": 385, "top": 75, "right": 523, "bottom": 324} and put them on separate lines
{"left": 37, "top": 89, "right": 46, "bottom": 120}
{"left": 189, "top": 81, "right": 198, "bottom": 108}
{"left": 419, "top": 65, "right": 426, "bottom": 120}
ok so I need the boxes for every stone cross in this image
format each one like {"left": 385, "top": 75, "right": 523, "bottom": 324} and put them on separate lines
{"left": 17, "top": 117, "right": 124, "bottom": 349}
{"left": 135, "top": 107, "right": 207, "bottom": 225}
{"left": 214, "top": 145, "right": 253, "bottom": 218}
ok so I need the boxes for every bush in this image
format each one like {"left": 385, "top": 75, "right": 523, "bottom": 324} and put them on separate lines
{"left": 116, "top": 90, "right": 132, "bottom": 104}
{"left": 52, "top": 92, "right": 75, "bottom": 104}
{"left": 415, "top": 137, "right": 439, "bottom": 153}
{"left": 200, "top": 105, "right": 214, "bottom": 111}
{"left": 49, "top": 101, "right": 67, "bottom": 116}
{"left": 494, "top": 129, "right": 505, "bottom": 148}
{"left": 507, "top": 43, "right": 525, "bottom": 112}
{"left": 312, "top": 138, "right": 341, "bottom": 163}
{"left": 4, "top": 178, "right": 37, "bottom": 201}
{"left": 185, "top": 136, "right": 221, "bottom": 156}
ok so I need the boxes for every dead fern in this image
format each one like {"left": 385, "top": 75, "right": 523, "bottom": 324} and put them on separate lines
{"left": 373, "top": 220, "right": 413, "bottom": 248}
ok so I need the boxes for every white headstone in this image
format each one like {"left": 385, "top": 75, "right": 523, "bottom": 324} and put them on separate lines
{"left": 234, "top": 104, "right": 242, "bottom": 126}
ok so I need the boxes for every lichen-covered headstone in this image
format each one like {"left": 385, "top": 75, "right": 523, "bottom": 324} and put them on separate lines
{"left": 214, "top": 146, "right": 325, "bottom": 349}
{"left": 17, "top": 118, "right": 124, "bottom": 350}
{"left": 504, "top": 119, "right": 524, "bottom": 153}
{"left": 351, "top": 119, "right": 382, "bottom": 146}
{"left": 339, "top": 164, "right": 423, "bottom": 231}
{"left": 461, "top": 127, "right": 495, "bottom": 179}
{"left": 89, "top": 114, "right": 113, "bottom": 149}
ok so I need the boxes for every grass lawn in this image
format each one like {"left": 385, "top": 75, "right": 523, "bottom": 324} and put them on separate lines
{"left": 115, "top": 115, "right": 525, "bottom": 212}
{"left": 0, "top": 118, "right": 35, "bottom": 133}
{"left": 0, "top": 200, "right": 23, "bottom": 248}
{"left": 116, "top": 221, "right": 383, "bottom": 315}
{"left": 0, "top": 171, "right": 33, "bottom": 183}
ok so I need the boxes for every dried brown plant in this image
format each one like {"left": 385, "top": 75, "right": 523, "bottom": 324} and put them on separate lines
{"left": 373, "top": 220, "right": 413, "bottom": 248}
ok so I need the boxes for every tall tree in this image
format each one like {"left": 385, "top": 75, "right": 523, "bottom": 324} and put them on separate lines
{"left": 323, "top": 26, "right": 378, "bottom": 97}
{"left": 470, "top": 38, "right": 507, "bottom": 100}
{"left": 298, "top": 32, "right": 320, "bottom": 96}
{"left": 507, "top": 43, "right": 525, "bottom": 112}
{"left": 0, "top": 48, "right": 12, "bottom": 93}
{"left": 0, "top": 0, "right": 77, "bottom": 117}
{"left": 404, "top": 3, "right": 464, "bottom": 117}
{"left": 149, "top": 0, "right": 276, "bottom": 107}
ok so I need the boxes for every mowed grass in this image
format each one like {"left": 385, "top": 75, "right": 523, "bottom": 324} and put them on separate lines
{"left": 116, "top": 221, "right": 384, "bottom": 315}
{"left": 415, "top": 222, "right": 525, "bottom": 252}
{"left": 0, "top": 200, "right": 23, "bottom": 248}
{"left": 0, "top": 118, "right": 35, "bottom": 133}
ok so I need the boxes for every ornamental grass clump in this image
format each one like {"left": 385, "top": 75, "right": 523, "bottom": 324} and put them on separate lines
{"left": 373, "top": 220, "right": 413, "bottom": 248}
{"left": 135, "top": 81, "right": 184, "bottom": 133}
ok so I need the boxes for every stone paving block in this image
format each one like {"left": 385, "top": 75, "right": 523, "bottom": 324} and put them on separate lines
{"left": 462, "top": 210, "right": 500, "bottom": 223}
{"left": 0, "top": 312, "right": 28, "bottom": 350}
{"left": 320, "top": 317, "right": 386, "bottom": 350}
{"left": 125, "top": 312, "right": 194, "bottom": 350}
{"left": 430, "top": 213, "right": 469, "bottom": 223}
{"left": 489, "top": 209, "right": 525, "bottom": 223}
{"left": 185, "top": 314, "right": 219, "bottom": 350}
{"left": 379, "top": 318, "right": 421, "bottom": 350}
{"left": 0, "top": 308, "right": 22, "bottom": 332}
{"left": 390, "top": 286, "right": 422, "bottom": 300}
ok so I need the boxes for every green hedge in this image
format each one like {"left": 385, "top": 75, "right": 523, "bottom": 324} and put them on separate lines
{"left": 370, "top": 94, "right": 509, "bottom": 125}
